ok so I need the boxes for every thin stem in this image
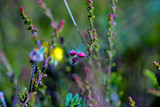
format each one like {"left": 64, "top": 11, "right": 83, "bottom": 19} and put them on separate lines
{"left": 29, "top": 62, "right": 36, "bottom": 92}
{"left": 21, "top": 57, "right": 50, "bottom": 106}
{"left": 64, "top": 0, "right": 85, "bottom": 43}
{"left": 22, "top": 92, "right": 34, "bottom": 107}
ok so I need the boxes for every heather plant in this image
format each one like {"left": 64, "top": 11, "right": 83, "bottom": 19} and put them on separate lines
{"left": 128, "top": 96, "right": 136, "bottom": 107}
{"left": 0, "top": 0, "right": 120, "bottom": 106}
{"left": 1, "top": 0, "right": 159, "bottom": 107}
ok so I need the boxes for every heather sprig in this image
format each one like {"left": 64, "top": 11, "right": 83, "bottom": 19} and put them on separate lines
{"left": 106, "top": 0, "right": 118, "bottom": 78}
{"left": 19, "top": 9, "right": 51, "bottom": 104}
{"left": 106, "top": 0, "right": 118, "bottom": 106}
{"left": 128, "top": 96, "right": 136, "bottom": 107}
{"left": 37, "top": 0, "right": 65, "bottom": 46}
{"left": 85, "top": 75, "right": 93, "bottom": 106}
{"left": 84, "top": 74, "right": 98, "bottom": 107}
{"left": 18, "top": 57, "right": 50, "bottom": 107}
{"left": 50, "top": 20, "right": 65, "bottom": 45}
{"left": 153, "top": 61, "right": 160, "bottom": 70}
{"left": 87, "top": 0, "right": 99, "bottom": 54}
{"left": 20, "top": 7, "right": 41, "bottom": 48}
{"left": 72, "top": 74, "right": 85, "bottom": 92}
{"left": 0, "top": 91, "right": 7, "bottom": 107}
{"left": 37, "top": 0, "right": 54, "bottom": 22}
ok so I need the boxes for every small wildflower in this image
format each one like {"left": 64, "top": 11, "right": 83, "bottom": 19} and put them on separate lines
{"left": 69, "top": 50, "right": 77, "bottom": 56}
{"left": 72, "top": 57, "right": 78, "bottom": 65}
{"left": 51, "top": 21, "right": 57, "bottom": 29}
{"left": 29, "top": 47, "right": 45, "bottom": 62}
{"left": 68, "top": 43, "right": 88, "bottom": 66}
{"left": 50, "top": 47, "right": 64, "bottom": 62}
{"left": 128, "top": 96, "right": 136, "bottom": 107}
{"left": 57, "top": 20, "right": 65, "bottom": 32}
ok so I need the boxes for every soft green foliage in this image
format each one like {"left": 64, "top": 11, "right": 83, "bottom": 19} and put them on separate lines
{"left": 65, "top": 93, "right": 87, "bottom": 107}
{"left": 144, "top": 69, "right": 158, "bottom": 86}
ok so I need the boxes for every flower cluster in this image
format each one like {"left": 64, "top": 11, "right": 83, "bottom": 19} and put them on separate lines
{"left": 37, "top": 0, "right": 65, "bottom": 46}
{"left": 20, "top": 6, "right": 41, "bottom": 48}
{"left": 153, "top": 61, "right": 160, "bottom": 70}
{"left": 29, "top": 47, "right": 45, "bottom": 62}
{"left": 37, "top": 0, "right": 54, "bottom": 21}
{"left": 51, "top": 20, "right": 65, "bottom": 44}
{"left": 106, "top": 0, "right": 118, "bottom": 106}
{"left": 18, "top": 58, "right": 50, "bottom": 107}
{"left": 128, "top": 96, "right": 136, "bottom": 107}
{"left": 85, "top": 75, "right": 94, "bottom": 107}
{"left": 0, "top": 91, "right": 7, "bottom": 107}
{"left": 68, "top": 43, "right": 88, "bottom": 65}
{"left": 87, "top": 0, "right": 99, "bottom": 54}
{"left": 107, "top": 0, "right": 118, "bottom": 63}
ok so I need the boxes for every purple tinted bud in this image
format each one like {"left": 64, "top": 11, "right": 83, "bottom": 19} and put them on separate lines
{"left": 36, "top": 40, "right": 41, "bottom": 49}
{"left": 77, "top": 52, "right": 86, "bottom": 58}
{"left": 51, "top": 21, "right": 57, "bottom": 29}
{"left": 29, "top": 49, "right": 44, "bottom": 62}
{"left": 69, "top": 50, "right": 76, "bottom": 56}
{"left": 72, "top": 58, "right": 78, "bottom": 65}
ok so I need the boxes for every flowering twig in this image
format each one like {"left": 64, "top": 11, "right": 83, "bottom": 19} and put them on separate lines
{"left": 72, "top": 74, "right": 85, "bottom": 92}
{"left": 85, "top": 75, "right": 93, "bottom": 106}
{"left": 20, "top": 7, "right": 41, "bottom": 49}
{"left": 128, "top": 96, "right": 136, "bottom": 107}
{"left": 0, "top": 91, "right": 7, "bottom": 107}
{"left": 87, "top": 0, "right": 99, "bottom": 54}
{"left": 19, "top": 57, "right": 50, "bottom": 107}
{"left": 106, "top": 0, "right": 118, "bottom": 106}
{"left": 37, "top": 0, "right": 65, "bottom": 46}
{"left": 153, "top": 61, "right": 160, "bottom": 70}
{"left": 37, "top": 0, "right": 54, "bottom": 22}
{"left": 106, "top": 0, "right": 118, "bottom": 81}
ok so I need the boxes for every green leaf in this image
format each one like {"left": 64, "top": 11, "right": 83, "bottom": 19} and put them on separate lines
{"left": 39, "top": 46, "right": 45, "bottom": 55}
{"left": 144, "top": 69, "right": 158, "bottom": 85}
{"left": 77, "top": 43, "right": 87, "bottom": 52}
{"left": 66, "top": 93, "right": 73, "bottom": 102}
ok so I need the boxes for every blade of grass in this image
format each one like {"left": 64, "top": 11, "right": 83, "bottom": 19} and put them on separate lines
{"left": 64, "top": 0, "right": 85, "bottom": 43}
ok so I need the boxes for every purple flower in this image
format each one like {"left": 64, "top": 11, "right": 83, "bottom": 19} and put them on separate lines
{"left": 29, "top": 47, "right": 45, "bottom": 62}
{"left": 0, "top": 91, "right": 7, "bottom": 107}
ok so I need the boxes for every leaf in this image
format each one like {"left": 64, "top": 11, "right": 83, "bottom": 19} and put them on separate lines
{"left": 77, "top": 43, "right": 87, "bottom": 52}
{"left": 39, "top": 47, "right": 45, "bottom": 55}
{"left": 74, "top": 93, "right": 79, "bottom": 103}
{"left": 144, "top": 69, "right": 158, "bottom": 85}
{"left": 66, "top": 93, "right": 73, "bottom": 102}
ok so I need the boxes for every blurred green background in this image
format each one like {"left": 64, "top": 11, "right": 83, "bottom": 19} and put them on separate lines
{"left": 0, "top": 0, "right": 160, "bottom": 106}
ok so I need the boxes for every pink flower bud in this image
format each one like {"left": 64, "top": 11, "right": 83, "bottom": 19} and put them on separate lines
{"left": 57, "top": 20, "right": 65, "bottom": 31}
{"left": 77, "top": 52, "right": 86, "bottom": 58}
{"left": 72, "top": 58, "right": 78, "bottom": 65}
{"left": 69, "top": 50, "right": 76, "bottom": 56}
